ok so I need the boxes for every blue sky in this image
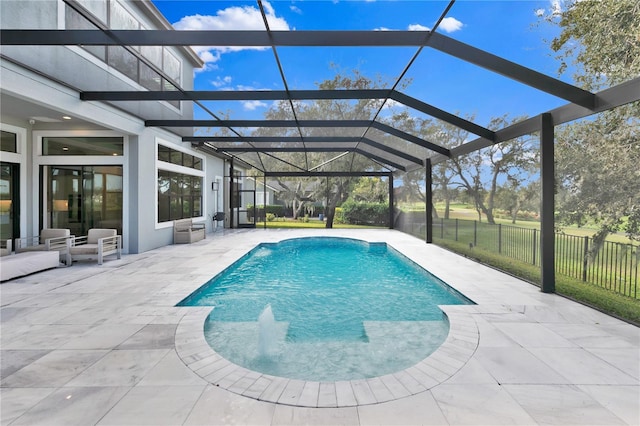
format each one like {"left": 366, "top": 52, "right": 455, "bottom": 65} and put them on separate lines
{"left": 151, "top": 0, "right": 569, "bottom": 127}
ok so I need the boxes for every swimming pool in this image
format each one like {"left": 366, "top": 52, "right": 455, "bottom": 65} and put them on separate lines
{"left": 178, "top": 237, "right": 473, "bottom": 381}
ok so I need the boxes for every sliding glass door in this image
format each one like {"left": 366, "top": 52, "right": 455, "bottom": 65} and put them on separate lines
{"left": 0, "top": 162, "right": 19, "bottom": 240}
{"left": 47, "top": 165, "right": 123, "bottom": 236}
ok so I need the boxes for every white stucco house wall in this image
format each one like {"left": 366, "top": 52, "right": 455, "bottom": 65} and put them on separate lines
{"left": 0, "top": 0, "right": 237, "bottom": 254}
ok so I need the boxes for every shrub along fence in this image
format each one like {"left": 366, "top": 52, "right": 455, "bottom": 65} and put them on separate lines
{"left": 340, "top": 201, "right": 389, "bottom": 226}
{"left": 247, "top": 205, "right": 285, "bottom": 222}
{"left": 396, "top": 213, "right": 638, "bottom": 299}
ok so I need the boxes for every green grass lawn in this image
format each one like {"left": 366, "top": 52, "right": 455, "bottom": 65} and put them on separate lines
{"left": 423, "top": 204, "right": 637, "bottom": 245}
{"left": 436, "top": 239, "right": 640, "bottom": 325}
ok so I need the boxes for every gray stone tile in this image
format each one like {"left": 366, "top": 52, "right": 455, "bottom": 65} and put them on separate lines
{"left": 136, "top": 350, "right": 206, "bottom": 386}
{"left": 493, "top": 322, "right": 577, "bottom": 348}
{"left": 9, "top": 386, "right": 130, "bottom": 426}
{"left": 1, "top": 324, "right": 94, "bottom": 350}
{"left": 97, "top": 385, "right": 205, "bottom": 425}
{"left": 298, "top": 381, "right": 320, "bottom": 407}
{"left": 431, "top": 383, "right": 537, "bottom": 425}
{"left": 474, "top": 346, "right": 570, "bottom": 384}
{"left": 529, "top": 347, "right": 637, "bottom": 385}
{"left": 1, "top": 349, "right": 108, "bottom": 388}
{"left": 278, "top": 379, "right": 305, "bottom": 406}
{"left": 504, "top": 384, "right": 627, "bottom": 425}
{"left": 272, "top": 404, "right": 359, "bottom": 425}
{"left": 578, "top": 384, "right": 640, "bottom": 426}
{"left": 334, "top": 380, "right": 357, "bottom": 407}
{"left": 0, "top": 350, "right": 51, "bottom": 379}
{"left": 0, "top": 388, "right": 55, "bottom": 425}
{"left": 585, "top": 347, "right": 640, "bottom": 380}
{"left": 116, "top": 324, "right": 177, "bottom": 349}
{"left": 358, "top": 391, "right": 448, "bottom": 425}
{"left": 445, "top": 358, "right": 498, "bottom": 385}
{"left": 184, "top": 385, "right": 275, "bottom": 425}
{"left": 65, "top": 349, "right": 169, "bottom": 387}
{"left": 58, "top": 323, "right": 146, "bottom": 350}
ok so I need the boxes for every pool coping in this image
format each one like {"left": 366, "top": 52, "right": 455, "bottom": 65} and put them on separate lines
{"left": 175, "top": 305, "right": 479, "bottom": 408}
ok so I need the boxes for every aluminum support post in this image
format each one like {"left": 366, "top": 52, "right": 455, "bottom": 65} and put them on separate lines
{"left": 388, "top": 174, "right": 394, "bottom": 229}
{"left": 540, "top": 113, "right": 555, "bottom": 293}
{"left": 426, "top": 159, "right": 433, "bottom": 243}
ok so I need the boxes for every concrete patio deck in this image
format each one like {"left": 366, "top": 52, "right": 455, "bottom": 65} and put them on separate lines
{"left": 1, "top": 229, "right": 638, "bottom": 425}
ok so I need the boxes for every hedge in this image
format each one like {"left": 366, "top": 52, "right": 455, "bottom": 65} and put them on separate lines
{"left": 340, "top": 201, "right": 389, "bottom": 226}
{"left": 247, "top": 205, "right": 285, "bottom": 221}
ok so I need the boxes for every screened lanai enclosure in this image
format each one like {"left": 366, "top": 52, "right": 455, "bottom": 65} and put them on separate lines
{"left": 2, "top": 0, "right": 639, "bottom": 296}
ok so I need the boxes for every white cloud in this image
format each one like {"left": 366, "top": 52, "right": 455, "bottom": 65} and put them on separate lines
{"left": 408, "top": 23, "right": 430, "bottom": 32}
{"left": 439, "top": 17, "right": 463, "bottom": 33}
{"left": 211, "top": 76, "right": 233, "bottom": 88}
{"left": 243, "top": 100, "right": 268, "bottom": 111}
{"left": 374, "top": 27, "right": 392, "bottom": 31}
{"left": 290, "top": 5, "right": 302, "bottom": 14}
{"left": 172, "top": 1, "right": 290, "bottom": 63}
{"left": 550, "top": 0, "right": 563, "bottom": 16}
{"left": 535, "top": 8, "right": 545, "bottom": 17}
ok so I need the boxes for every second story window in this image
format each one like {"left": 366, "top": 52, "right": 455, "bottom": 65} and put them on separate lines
{"left": 65, "top": 0, "right": 182, "bottom": 109}
{"left": 158, "top": 145, "right": 203, "bottom": 171}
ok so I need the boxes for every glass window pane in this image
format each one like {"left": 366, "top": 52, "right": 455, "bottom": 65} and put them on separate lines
{"left": 192, "top": 176, "right": 202, "bottom": 193}
{"left": 141, "top": 44, "right": 163, "bottom": 69}
{"left": 170, "top": 150, "right": 182, "bottom": 165}
{"left": 48, "top": 165, "right": 122, "bottom": 237}
{"left": 193, "top": 197, "right": 202, "bottom": 217}
{"left": 157, "top": 170, "right": 203, "bottom": 223}
{"left": 193, "top": 157, "right": 203, "bottom": 171}
{"left": 158, "top": 145, "right": 171, "bottom": 162}
{"left": 108, "top": 45, "right": 139, "bottom": 82}
{"left": 158, "top": 171, "right": 170, "bottom": 222}
{"left": 65, "top": 6, "right": 106, "bottom": 60}
{"left": 1, "top": 131, "right": 17, "bottom": 153}
{"left": 42, "top": 137, "right": 123, "bottom": 156}
{"left": 140, "top": 61, "right": 162, "bottom": 91}
{"left": 163, "top": 48, "right": 181, "bottom": 83}
{"left": 110, "top": 0, "right": 138, "bottom": 29}
{"left": 183, "top": 196, "right": 191, "bottom": 217}
{"left": 76, "top": 0, "right": 107, "bottom": 22}
{"left": 181, "top": 175, "right": 191, "bottom": 196}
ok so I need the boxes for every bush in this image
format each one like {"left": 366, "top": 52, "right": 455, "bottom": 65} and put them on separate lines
{"left": 247, "top": 204, "right": 285, "bottom": 221}
{"left": 435, "top": 238, "right": 640, "bottom": 325}
{"left": 341, "top": 201, "right": 389, "bottom": 226}
{"left": 266, "top": 213, "right": 276, "bottom": 221}
{"left": 334, "top": 207, "right": 345, "bottom": 224}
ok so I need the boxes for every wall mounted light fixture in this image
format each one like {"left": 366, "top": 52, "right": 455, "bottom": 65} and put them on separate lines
{"left": 212, "top": 181, "right": 219, "bottom": 191}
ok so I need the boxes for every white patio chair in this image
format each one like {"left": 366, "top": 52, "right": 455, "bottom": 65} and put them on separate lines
{"left": 66, "top": 228, "right": 121, "bottom": 265}
{"left": 15, "top": 228, "right": 71, "bottom": 263}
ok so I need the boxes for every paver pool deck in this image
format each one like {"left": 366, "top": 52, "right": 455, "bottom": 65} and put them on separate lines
{"left": 1, "top": 229, "right": 638, "bottom": 425}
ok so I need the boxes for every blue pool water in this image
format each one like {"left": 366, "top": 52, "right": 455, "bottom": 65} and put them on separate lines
{"left": 178, "top": 237, "right": 473, "bottom": 381}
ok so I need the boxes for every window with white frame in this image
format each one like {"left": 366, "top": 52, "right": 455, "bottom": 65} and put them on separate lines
{"left": 157, "top": 143, "right": 204, "bottom": 223}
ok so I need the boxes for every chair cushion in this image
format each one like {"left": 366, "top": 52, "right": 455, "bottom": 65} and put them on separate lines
{"left": 1, "top": 251, "right": 59, "bottom": 281}
{"left": 15, "top": 244, "right": 46, "bottom": 252}
{"left": 40, "top": 228, "right": 70, "bottom": 241}
{"left": 87, "top": 229, "right": 117, "bottom": 244}
{"left": 69, "top": 244, "right": 99, "bottom": 255}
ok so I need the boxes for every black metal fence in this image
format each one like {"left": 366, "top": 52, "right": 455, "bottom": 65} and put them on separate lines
{"left": 395, "top": 212, "right": 639, "bottom": 299}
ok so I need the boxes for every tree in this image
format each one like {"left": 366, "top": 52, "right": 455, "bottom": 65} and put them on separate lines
{"left": 450, "top": 116, "right": 539, "bottom": 224}
{"left": 348, "top": 177, "right": 388, "bottom": 203}
{"left": 257, "top": 69, "right": 391, "bottom": 228}
{"left": 541, "top": 0, "right": 640, "bottom": 242}
{"left": 494, "top": 179, "right": 540, "bottom": 224}
{"left": 542, "top": 0, "right": 640, "bottom": 91}
{"left": 555, "top": 110, "right": 640, "bottom": 244}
